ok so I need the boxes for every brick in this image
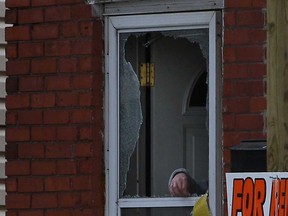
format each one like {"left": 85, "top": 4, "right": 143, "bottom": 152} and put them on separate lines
{"left": 5, "top": 9, "right": 18, "bottom": 24}
{"left": 223, "top": 98, "right": 250, "bottom": 113}
{"left": 6, "top": 160, "right": 30, "bottom": 176}
{"left": 224, "top": 28, "right": 266, "bottom": 45}
{"left": 31, "top": 126, "right": 56, "bottom": 141}
{"left": 235, "top": 46, "right": 265, "bottom": 62}
{"left": 45, "top": 41, "right": 71, "bottom": 56}
{"left": 5, "top": 44, "right": 18, "bottom": 59}
{"left": 75, "top": 143, "right": 93, "bottom": 157}
{"left": 6, "top": 0, "right": 30, "bottom": 8}
{"left": 225, "top": 0, "right": 252, "bottom": 8}
{"left": 57, "top": 92, "right": 78, "bottom": 107}
{"left": 71, "top": 39, "right": 93, "bottom": 55}
{"left": 58, "top": 192, "right": 79, "bottom": 207}
{"left": 225, "top": 29, "right": 249, "bottom": 45}
{"left": 57, "top": 0, "right": 83, "bottom": 4}
{"left": 18, "top": 8, "right": 44, "bottom": 24}
{"left": 6, "top": 211, "right": 17, "bottom": 216}
{"left": 6, "top": 178, "right": 17, "bottom": 192}
{"left": 6, "top": 60, "right": 30, "bottom": 75}
{"left": 79, "top": 127, "right": 92, "bottom": 140}
{"left": 71, "top": 75, "right": 93, "bottom": 89}
{"left": 79, "top": 57, "right": 93, "bottom": 72}
{"left": 19, "top": 76, "right": 44, "bottom": 92}
{"left": 249, "top": 29, "right": 266, "bottom": 44}
{"left": 6, "top": 77, "right": 19, "bottom": 93}
{"left": 6, "top": 127, "right": 30, "bottom": 142}
{"left": 235, "top": 114, "right": 264, "bottom": 130}
{"left": 31, "top": 24, "right": 58, "bottom": 40}
{"left": 224, "top": 11, "right": 236, "bottom": 26}
{"left": 19, "top": 42, "right": 44, "bottom": 58}
{"left": 236, "top": 10, "right": 265, "bottom": 26}
{"left": 72, "top": 176, "right": 92, "bottom": 190}
{"left": 18, "top": 110, "right": 43, "bottom": 125}
{"left": 71, "top": 110, "right": 92, "bottom": 123}
{"left": 79, "top": 159, "right": 93, "bottom": 174}
{"left": 60, "top": 22, "right": 79, "bottom": 38}
{"left": 19, "top": 210, "right": 44, "bottom": 216}
{"left": 80, "top": 21, "right": 93, "bottom": 37}
{"left": 80, "top": 191, "right": 92, "bottom": 205}
{"left": 43, "top": 110, "right": 69, "bottom": 124}
{"left": 45, "top": 210, "right": 71, "bottom": 216}
{"left": 45, "top": 143, "right": 73, "bottom": 158}
{"left": 249, "top": 96, "right": 266, "bottom": 112}
{"left": 31, "top": 93, "right": 56, "bottom": 108}
{"left": 6, "top": 94, "right": 30, "bottom": 109}
{"left": 248, "top": 63, "right": 266, "bottom": 78}
{"left": 73, "top": 209, "right": 93, "bottom": 216}
{"left": 45, "top": 177, "right": 71, "bottom": 191}
{"left": 71, "top": 4, "right": 92, "bottom": 19}
{"left": 31, "top": 161, "right": 56, "bottom": 175}
{"left": 79, "top": 93, "right": 92, "bottom": 106}
{"left": 45, "top": 76, "right": 71, "bottom": 90}
{"left": 31, "top": 194, "right": 57, "bottom": 208}
{"left": 223, "top": 47, "right": 236, "bottom": 63}
{"left": 234, "top": 80, "right": 265, "bottom": 96}
{"left": 6, "top": 143, "right": 18, "bottom": 159}
{"left": 19, "top": 143, "right": 45, "bottom": 159}
{"left": 6, "top": 194, "right": 31, "bottom": 209}
{"left": 6, "top": 26, "right": 30, "bottom": 41}
{"left": 45, "top": 6, "right": 71, "bottom": 22}
{"left": 57, "top": 126, "right": 77, "bottom": 141}
{"left": 18, "top": 177, "right": 44, "bottom": 192}
{"left": 59, "top": 58, "right": 77, "bottom": 73}
{"left": 31, "top": 58, "right": 57, "bottom": 74}
{"left": 224, "top": 63, "right": 249, "bottom": 79}
{"left": 6, "top": 111, "right": 17, "bottom": 125}
{"left": 31, "top": 0, "right": 57, "bottom": 6}
{"left": 252, "top": 0, "right": 266, "bottom": 7}
{"left": 57, "top": 160, "right": 77, "bottom": 175}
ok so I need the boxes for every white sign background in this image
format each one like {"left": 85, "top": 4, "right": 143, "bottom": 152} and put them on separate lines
{"left": 226, "top": 172, "right": 288, "bottom": 216}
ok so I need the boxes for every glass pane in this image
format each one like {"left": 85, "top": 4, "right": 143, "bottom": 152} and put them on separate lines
{"left": 121, "top": 207, "right": 193, "bottom": 216}
{"left": 119, "top": 29, "right": 209, "bottom": 198}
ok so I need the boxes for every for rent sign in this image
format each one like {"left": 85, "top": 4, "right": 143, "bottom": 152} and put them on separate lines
{"left": 226, "top": 172, "right": 288, "bottom": 216}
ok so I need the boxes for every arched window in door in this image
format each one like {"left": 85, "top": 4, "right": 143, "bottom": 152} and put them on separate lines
{"left": 189, "top": 72, "right": 207, "bottom": 107}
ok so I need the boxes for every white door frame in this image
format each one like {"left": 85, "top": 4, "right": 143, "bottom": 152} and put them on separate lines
{"left": 104, "top": 11, "right": 222, "bottom": 216}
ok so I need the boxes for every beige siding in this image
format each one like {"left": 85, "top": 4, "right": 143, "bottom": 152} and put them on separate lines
{"left": 0, "top": 0, "right": 6, "bottom": 214}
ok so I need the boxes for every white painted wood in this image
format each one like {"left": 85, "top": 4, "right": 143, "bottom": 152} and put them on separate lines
{"left": 0, "top": 78, "right": 6, "bottom": 98}
{"left": 105, "top": 16, "right": 119, "bottom": 216}
{"left": 208, "top": 12, "right": 222, "bottom": 216}
{"left": 101, "top": 0, "right": 224, "bottom": 15}
{"left": 0, "top": 109, "right": 5, "bottom": 126}
{"left": 0, "top": 1, "right": 5, "bottom": 18}
{"left": 106, "top": 11, "right": 221, "bottom": 216}
{"left": 0, "top": 130, "right": 5, "bottom": 152}
{"left": 0, "top": 57, "right": 5, "bottom": 72}
{"left": 0, "top": 184, "right": 5, "bottom": 205}
{"left": 119, "top": 197, "right": 199, "bottom": 208}
{"left": 0, "top": 161, "right": 5, "bottom": 179}
{"left": 0, "top": 29, "right": 4, "bottom": 45}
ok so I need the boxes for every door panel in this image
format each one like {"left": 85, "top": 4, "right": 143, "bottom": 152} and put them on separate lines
{"left": 150, "top": 36, "right": 208, "bottom": 196}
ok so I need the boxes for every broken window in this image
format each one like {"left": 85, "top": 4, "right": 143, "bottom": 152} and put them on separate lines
{"left": 106, "top": 11, "right": 221, "bottom": 216}
{"left": 119, "top": 29, "right": 209, "bottom": 199}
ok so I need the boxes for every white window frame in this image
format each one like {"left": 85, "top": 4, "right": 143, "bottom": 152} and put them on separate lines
{"left": 105, "top": 11, "right": 221, "bottom": 216}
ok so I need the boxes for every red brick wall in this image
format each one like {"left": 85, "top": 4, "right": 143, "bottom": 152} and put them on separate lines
{"left": 5, "top": 0, "right": 268, "bottom": 215}
{"left": 223, "top": 0, "right": 267, "bottom": 213}
{"left": 5, "top": 0, "right": 104, "bottom": 215}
